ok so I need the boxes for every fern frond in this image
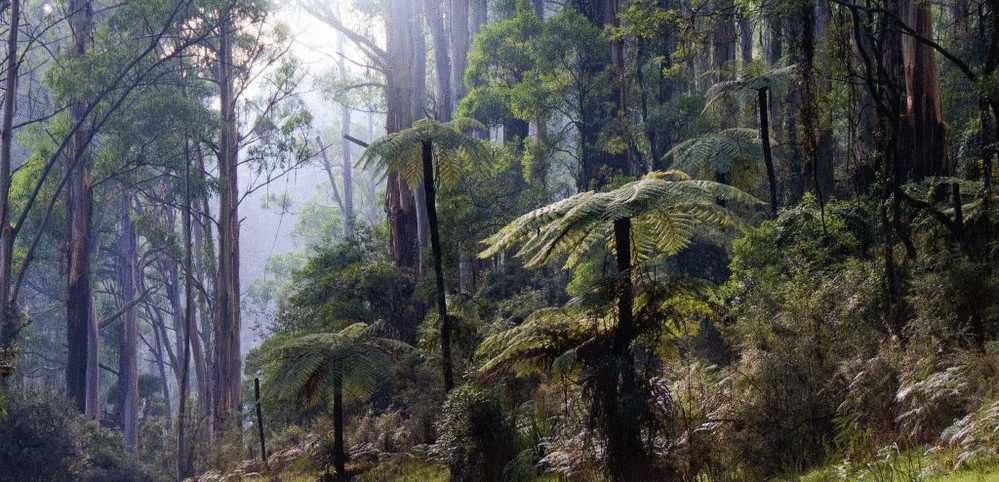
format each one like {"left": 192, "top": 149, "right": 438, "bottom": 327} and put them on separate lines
{"left": 357, "top": 117, "right": 490, "bottom": 189}
{"left": 480, "top": 170, "right": 762, "bottom": 269}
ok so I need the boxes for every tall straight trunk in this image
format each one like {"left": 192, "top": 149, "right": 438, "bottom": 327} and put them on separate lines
{"left": 214, "top": 10, "right": 242, "bottom": 440}
{"left": 331, "top": 380, "right": 347, "bottom": 481}
{"left": 900, "top": 0, "right": 948, "bottom": 180}
{"left": 335, "top": 8, "right": 355, "bottom": 238}
{"left": 712, "top": 0, "right": 737, "bottom": 85}
{"left": 117, "top": 192, "right": 139, "bottom": 453}
{"left": 450, "top": 0, "right": 474, "bottom": 293}
{"left": 176, "top": 138, "right": 195, "bottom": 481}
{"left": 65, "top": 0, "right": 96, "bottom": 417}
{"left": 340, "top": 109, "right": 355, "bottom": 239}
{"left": 422, "top": 141, "right": 453, "bottom": 392}
{"left": 412, "top": 14, "right": 430, "bottom": 267}
{"left": 470, "top": 0, "right": 488, "bottom": 36}
{"left": 739, "top": 13, "right": 753, "bottom": 66}
{"left": 759, "top": 88, "right": 779, "bottom": 215}
{"left": 425, "top": 0, "right": 452, "bottom": 121}
{"left": 152, "top": 323, "right": 172, "bottom": 418}
{"left": 192, "top": 145, "right": 215, "bottom": 436}
{"left": 0, "top": 0, "right": 20, "bottom": 372}
{"left": 450, "top": 0, "right": 471, "bottom": 106}
{"left": 385, "top": 0, "right": 422, "bottom": 273}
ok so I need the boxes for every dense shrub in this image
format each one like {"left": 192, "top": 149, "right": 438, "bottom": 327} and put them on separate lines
{"left": 0, "top": 391, "right": 156, "bottom": 482}
{"left": 432, "top": 385, "right": 519, "bottom": 482}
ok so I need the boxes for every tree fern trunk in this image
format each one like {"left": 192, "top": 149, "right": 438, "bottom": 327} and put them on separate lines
{"left": 759, "top": 88, "right": 779, "bottom": 216}
{"left": 423, "top": 140, "right": 454, "bottom": 392}
{"left": 332, "top": 379, "right": 347, "bottom": 480}
{"left": 605, "top": 217, "right": 646, "bottom": 480}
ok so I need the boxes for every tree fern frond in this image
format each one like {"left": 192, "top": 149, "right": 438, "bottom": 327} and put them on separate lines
{"left": 665, "top": 128, "right": 763, "bottom": 179}
{"left": 481, "top": 170, "right": 761, "bottom": 269}
{"left": 257, "top": 322, "right": 403, "bottom": 409}
{"left": 703, "top": 64, "right": 797, "bottom": 115}
{"left": 357, "top": 117, "right": 490, "bottom": 189}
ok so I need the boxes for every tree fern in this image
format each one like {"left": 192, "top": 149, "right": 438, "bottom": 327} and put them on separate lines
{"left": 666, "top": 128, "right": 764, "bottom": 184}
{"left": 357, "top": 117, "right": 489, "bottom": 189}
{"left": 257, "top": 322, "right": 404, "bottom": 478}
{"left": 358, "top": 117, "right": 491, "bottom": 393}
{"left": 703, "top": 64, "right": 797, "bottom": 116}
{"left": 480, "top": 170, "right": 761, "bottom": 270}
{"left": 480, "top": 169, "right": 759, "bottom": 478}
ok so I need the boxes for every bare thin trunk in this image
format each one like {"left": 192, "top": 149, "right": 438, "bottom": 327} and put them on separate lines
{"left": 117, "top": 192, "right": 139, "bottom": 453}
{"left": 177, "top": 139, "right": 195, "bottom": 481}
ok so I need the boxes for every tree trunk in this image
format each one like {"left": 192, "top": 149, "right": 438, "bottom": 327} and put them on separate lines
{"left": 470, "top": 0, "right": 488, "bottom": 36}
{"left": 176, "top": 138, "right": 196, "bottom": 481}
{"left": 335, "top": 15, "right": 356, "bottom": 239}
{"left": 117, "top": 192, "right": 139, "bottom": 453}
{"left": 152, "top": 318, "right": 172, "bottom": 419}
{"left": 422, "top": 141, "right": 453, "bottom": 392}
{"left": 759, "top": 88, "right": 779, "bottom": 216}
{"left": 712, "top": 0, "right": 737, "bottom": 85}
{"left": 603, "top": 217, "right": 646, "bottom": 480}
{"left": 385, "top": 0, "right": 422, "bottom": 273}
{"left": 0, "top": 0, "right": 20, "bottom": 375}
{"left": 573, "top": 0, "right": 629, "bottom": 190}
{"left": 739, "top": 13, "right": 753, "bottom": 66}
{"left": 214, "top": 9, "right": 242, "bottom": 440}
{"left": 66, "top": 0, "right": 96, "bottom": 416}
{"left": 332, "top": 380, "right": 347, "bottom": 481}
{"left": 449, "top": 0, "right": 471, "bottom": 106}
{"left": 900, "top": 0, "right": 949, "bottom": 180}
{"left": 425, "top": 0, "right": 452, "bottom": 121}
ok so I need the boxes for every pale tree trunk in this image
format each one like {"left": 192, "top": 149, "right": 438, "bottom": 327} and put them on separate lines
{"left": 335, "top": 6, "right": 355, "bottom": 239}
{"left": 412, "top": 12, "right": 430, "bottom": 269}
{"left": 385, "top": 0, "right": 422, "bottom": 274}
{"left": 450, "top": 0, "right": 471, "bottom": 104}
{"left": 425, "top": 0, "right": 452, "bottom": 120}
{"left": 176, "top": 139, "right": 195, "bottom": 481}
{"left": 450, "top": 0, "right": 475, "bottom": 293}
{"left": 193, "top": 144, "right": 215, "bottom": 437}
{"left": 214, "top": 9, "right": 242, "bottom": 441}
{"left": 65, "top": 0, "right": 97, "bottom": 417}
{"left": 470, "top": 0, "right": 487, "bottom": 37}
{"left": 739, "top": 13, "right": 753, "bottom": 66}
{"left": 0, "top": 0, "right": 21, "bottom": 374}
{"left": 117, "top": 192, "right": 139, "bottom": 453}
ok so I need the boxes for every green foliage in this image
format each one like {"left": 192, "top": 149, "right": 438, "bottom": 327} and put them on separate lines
{"left": 275, "top": 231, "right": 409, "bottom": 334}
{"left": 358, "top": 118, "right": 489, "bottom": 189}
{"left": 0, "top": 391, "right": 155, "bottom": 482}
{"left": 432, "top": 385, "right": 519, "bottom": 482}
{"left": 255, "top": 322, "right": 403, "bottom": 410}
{"left": 481, "top": 170, "right": 762, "bottom": 269}
{"left": 666, "top": 128, "right": 768, "bottom": 191}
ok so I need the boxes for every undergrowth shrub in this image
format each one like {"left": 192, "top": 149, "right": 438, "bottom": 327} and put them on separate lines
{"left": 0, "top": 390, "right": 156, "bottom": 482}
{"left": 432, "top": 385, "right": 518, "bottom": 482}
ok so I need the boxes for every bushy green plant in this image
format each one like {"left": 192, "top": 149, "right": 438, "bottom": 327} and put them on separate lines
{"left": 432, "top": 385, "right": 519, "bottom": 482}
{"left": 0, "top": 391, "right": 155, "bottom": 482}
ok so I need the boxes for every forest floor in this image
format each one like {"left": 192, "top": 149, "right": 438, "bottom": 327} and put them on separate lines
{"left": 190, "top": 446, "right": 999, "bottom": 482}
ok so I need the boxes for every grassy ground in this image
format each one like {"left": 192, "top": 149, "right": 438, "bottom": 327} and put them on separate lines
{"left": 799, "top": 452, "right": 999, "bottom": 482}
